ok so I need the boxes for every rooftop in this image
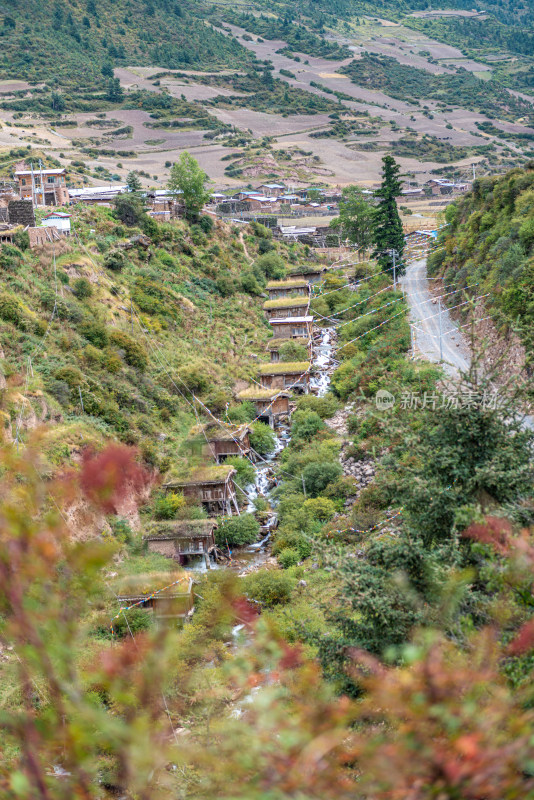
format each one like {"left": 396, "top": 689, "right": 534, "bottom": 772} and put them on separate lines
{"left": 266, "top": 279, "right": 309, "bottom": 290}
{"left": 144, "top": 519, "right": 217, "bottom": 540}
{"left": 164, "top": 464, "right": 236, "bottom": 487}
{"left": 263, "top": 297, "right": 310, "bottom": 310}
{"left": 289, "top": 264, "right": 326, "bottom": 275}
{"left": 190, "top": 422, "right": 251, "bottom": 443}
{"left": 258, "top": 361, "right": 310, "bottom": 376}
{"left": 269, "top": 315, "right": 313, "bottom": 325}
{"left": 15, "top": 168, "right": 66, "bottom": 176}
{"left": 237, "top": 386, "right": 292, "bottom": 401}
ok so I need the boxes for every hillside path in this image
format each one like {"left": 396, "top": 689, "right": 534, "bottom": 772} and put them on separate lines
{"left": 400, "top": 257, "right": 470, "bottom": 376}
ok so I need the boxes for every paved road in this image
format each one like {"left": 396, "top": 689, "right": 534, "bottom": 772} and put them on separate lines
{"left": 400, "top": 257, "right": 471, "bottom": 376}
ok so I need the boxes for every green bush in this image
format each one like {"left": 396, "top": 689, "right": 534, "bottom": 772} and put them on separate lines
{"left": 104, "top": 250, "right": 127, "bottom": 273}
{"left": 54, "top": 365, "right": 84, "bottom": 388}
{"left": 302, "top": 461, "right": 342, "bottom": 497}
{"left": 79, "top": 319, "right": 109, "bottom": 348}
{"left": 277, "top": 547, "right": 301, "bottom": 569}
{"left": 110, "top": 330, "right": 148, "bottom": 370}
{"left": 296, "top": 394, "right": 340, "bottom": 419}
{"left": 253, "top": 252, "right": 286, "bottom": 279}
{"left": 243, "top": 570, "right": 295, "bottom": 607}
{"left": 0, "top": 293, "right": 23, "bottom": 325}
{"left": 291, "top": 410, "right": 325, "bottom": 442}
{"left": 249, "top": 422, "right": 276, "bottom": 456}
{"left": 279, "top": 341, "right": 308, "bottom": 361}
{"left": 153, "top": 492, "right": 185, "bottom": 520}
{"left": 111, "top": 607, "right": 153, "bottom": 638}
{"left": 72, "top": 277, "right": 93, "bottom": 300}
{"left": 215, "top": 514, "right": 260, "bottom": 548}
{"left": 225, "top": 456, "right": 256, "bottom": 488}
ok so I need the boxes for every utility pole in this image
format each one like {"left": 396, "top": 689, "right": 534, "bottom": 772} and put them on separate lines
{"left": 472, "top": 162, "right": 476, "bottom": 182}
{"left": 78, "top": 386, "right": 85, "bottom": 413}
{"left": 438, "top": 298, "right": 443, "bottom": 362}
{"left": 410, "top": 324, "right": 415, "bottom": 359}
{"left": 392, "top": 249, "right": 397, "bottom": 290}
{"left": 39, "top": 159, "right": 45, "bottom": 207}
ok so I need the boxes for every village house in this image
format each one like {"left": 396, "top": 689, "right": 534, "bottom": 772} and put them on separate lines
{"left": 144, "top": 520, "right": 217, "bottom": 569}
{"left": 41, "top": 211, "right": 71, "bottom": 235}
{"left": 425, "top": 178, "right": 469, "bottom": 196}
{"left": 164, "top": 465, "right": 240, "bottom": 516}
{"left": 28, "top": 226, "right": 62, "bottom": 248}
{"left": 69, "top": 185, "right": 129, "bottom": 205}
{"left": 258, "top": 361, "right": 310, "bottom": 393}
{"left": 187, "top": 423, "right": 252, "bottom": 463}
{"left": 257, "top": 183, "right": 286, "bottom": 198}
{"left": 237, "top": 386, "right": 291, "bottom": 427}
{"left": 15, "top": 168, "right": 69, "bottom": 206}
{"left": 288, "top": 265, "right": 326, "bottom": 285}
{"left": 269, "top": 314, "right": 313, "bottom": 340}
{"left": 267, "top": 336, "right": 312, "bottom": 363}
{"left": 114, "top": 573, "right": 195, "bottom": 626}
{"left": 266, "top": 279, "right": 310, "bottom": 300}
{"left": 263, "top": 296, "right": 310, "bottom": 321}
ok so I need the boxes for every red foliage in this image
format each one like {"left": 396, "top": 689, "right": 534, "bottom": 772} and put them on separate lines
{"left": 79, "top": 445, "right": 149, "bottom": 513}
{"left": 231, "top": 595, "right": 259, "bottom": 627}
{"left": 463, "top": 516, "right": 513, "bottom": 554}
{"left": 508, "top": 619, "right": 534, "bottom": 656}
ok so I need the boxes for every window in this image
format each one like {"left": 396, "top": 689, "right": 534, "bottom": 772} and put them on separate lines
{"left": 48, "top": 176, "right": 55, "bottom": 184}
{"left": 291, "top": 327, "right": 306, "bottom": 337}
{"left": 21, "top": 179, "right": 26, "bottom": 186}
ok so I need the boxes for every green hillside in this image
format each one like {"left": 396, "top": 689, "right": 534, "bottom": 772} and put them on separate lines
{"left": 0, "top": 200, "right": 311, "bottom": 478}
{"left": 428, "top": 162, "right": 534, "bottom": 361}
{"left": 0, "top": 0, "right": 251, "bottom": 89}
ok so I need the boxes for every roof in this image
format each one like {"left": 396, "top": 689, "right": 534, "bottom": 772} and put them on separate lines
{"left": 43, "top": 212, "right": 71, "bottom": 218}
{"left": 164, "top": 464, "right": 236, "bottom": 488}
{"left": 266, "top": 336, "right": 310, "bottom": 350}
{"left": 263, "top": 297, "right": 310, "bottom": 310}
{"left": 269, "top": 316, "right": 313, "bottom": 325}
{"left": 113, "top": 570, "right": 191, "bottom": 598}
{"left": 289, "top": 265, "right": 325, "bottom": 275}
{"left": 266, "top": 279, "right": 309, "bottom": 290}
{"left": 144, "top": 519, "right": 217, "bottom": 541}
{"left": 15, "top": 168, "right": 66, "bottom": 176}
{"left": 69, "top": 185, "right": 128, "bottom": 197}
{"left": 237, "top": 386, "right": 292, "bottom": 401}
{"left": 258, "top": 361, "right": 310, "bottom": 376}
{"left": 260, "top": 183, "right": 286, "bottom": 188}
{"left": 190, "top": 422, "right": 251, "bottom": 443}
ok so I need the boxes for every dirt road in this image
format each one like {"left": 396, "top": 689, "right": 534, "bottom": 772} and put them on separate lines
{"left": 400, "top": 257, "right": 470, "bottom": 376}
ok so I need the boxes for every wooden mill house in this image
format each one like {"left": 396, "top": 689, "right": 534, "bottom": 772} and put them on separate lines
{"left": 144, "top": 520, "right": 217, "bottom": 569}
{"left": 188, "top": 423, "right": 252, "bottom": 463}
{"left": 266, "top": 279, "right": 310, "bottom": 300}
{"left": 164, "top": 465, "right": 240, "bottom": 516}
{"left": 258, "top": 361, "right": 310, "bottom": 394}
{"left": 263, "top": 296, "right": 310, "bottom": 321}
{"left": 269, "top": 314, "right": 313, "bottom": 341}
{"left": 114, "top": 573, "right": 195, "bottom": 627}
{"left": 236, "top": 387, "right": 291, "bottom": 428}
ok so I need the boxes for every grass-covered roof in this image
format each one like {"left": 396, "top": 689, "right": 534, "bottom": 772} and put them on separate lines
{"left": 237, "top": 386, "right": 292, "bottom": 401}
{"left": 266, "top": 337, "right": 310, "bottom": 350}
{"left": 263, "top": 297, "right": 310, "bottom": 310}
{"left": 266, "top": 279, "right": 309, "bottom": 289}
{"left": 258, "top": 361, "right": 310, "bottom": 375}
{"left": 165, "top": 464, "right": 236, "bottom": 486}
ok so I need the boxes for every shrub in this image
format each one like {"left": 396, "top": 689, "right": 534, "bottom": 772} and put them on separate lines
{"left": 277, "top": 547, "right": 301, "bottom": 569}
{"left": 291, "top": 410, "right": 325, "bottom": 442}
{"left": 296, "top": 394, "right": 340, "bottom": 419}
{"left": 199, "top": 215, "right": 214, "bottom": 234}
{"left": 249, "top": 422, "right": 276, "bottom": 456}
{"left": 113, "top": 194, "right": 146, "bottom": 226}
{"left": 79, "top": 319, "right": 109, "bottom": 348}
{"left": 240, "top": 271, "right": 262, "bottom": 295}
{"left": 54, "top": 365, "right": 84, "bottom": 388}
{"left": 13, "top": 230, "right": 29, "bottom": 251}
{"left": 243, "top": 570, "right": 295, "bottom": 607}
{"left": 302, "top": 461, "right": 342, "bottom": 497}
{"left": 225, "top": 456, "right": 256, "bottom": 488}
{"left": 253, "top": 252, "right": 286, "bottom": 279}
{"left": 111, "top": 607, "right": 153, "bottom": 638}
{"left": 110, "top": 330, "right": 148, "bottom": 370}
{"left": 104, "top": 250, "right": 127, "bottom": 273}
{"left": 215, "top": 514, "right": 260, "bottom": 548}
{"left": 279, "top": 341, "right": 308, "bottom": 361}
{"left": 0, "top": 293, "right": 22, "bottom": 325}
{"left": 302, "top": 496, "right": 336, "bottom": 521}
{"left": 153, "top": 492, "right": 185, "bottom": 520}
{"left": 72, "top": 278, "right": 93, "bottom": 300}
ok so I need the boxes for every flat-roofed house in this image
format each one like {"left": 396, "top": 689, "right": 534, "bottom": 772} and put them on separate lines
{"left": 41, "top": 211, "right": 71, "bottom": 235}
{"left": 269, "top": 315, "right": 313, "bottom": 340}
{"left": 267, "top": 336, "right": 312, "bottom": 363}
{"left": 144, "top": 520, "right": 217, "bottom": 568}
{"left": 164, "top": 465, "right": 239, "bottom": 516}
{"left": 263, "top": 296, "right": 310, "bottom": 321}
{"left": 266, "top": 279, "right": 310, "bottom": 300}
{"left": 14, "top": 168, "right": 69, "bottom": 206}
{"left": 258, "top": 361, "right": 310, "bottom": 394}
{"left": 114, "top": 572, "right": 195, "bottom": 626}
{"left": 237, "top": 387, "right": 291, "bottom": 427}
{"left": 288, "top": 265, "right": 326, "bottom": 285}
{"left": 188, "top": 423, "right": 252, "bottom": 463}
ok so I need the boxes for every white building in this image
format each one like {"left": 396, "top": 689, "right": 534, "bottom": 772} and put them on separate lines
{"left": 41, "top": 211, "right": 71, "bottom": 235}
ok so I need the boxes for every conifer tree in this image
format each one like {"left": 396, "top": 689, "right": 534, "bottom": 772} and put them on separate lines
{"left": 126, "top": 170, "right": 142, "bottom": 194}
{"left": 373, "top": 155, "right": 405, "bottom": 275}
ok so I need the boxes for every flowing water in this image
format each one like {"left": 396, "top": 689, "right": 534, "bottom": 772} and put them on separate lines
{"left": 190, "top": 324, "right": 337, "bottom": 573}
